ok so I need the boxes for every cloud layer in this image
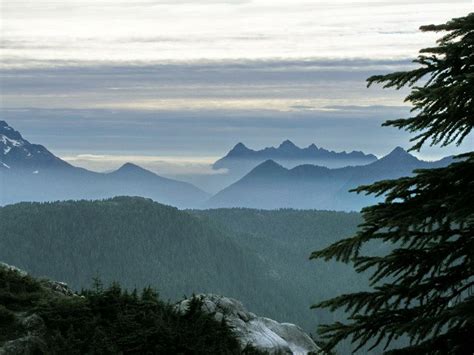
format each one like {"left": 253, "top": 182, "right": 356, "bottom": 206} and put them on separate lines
{"left": 2, "top": 1, "right": 471, "bottom": 66}
{"left": 1, "top": 0, "right": 472, "bottom": 172}
{"left": 1, "top": 59, "right": 410, "bottom": 110}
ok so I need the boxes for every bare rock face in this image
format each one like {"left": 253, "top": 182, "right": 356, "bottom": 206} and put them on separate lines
{"left": 176, "top": 294, "right": 321, "bottom": 355}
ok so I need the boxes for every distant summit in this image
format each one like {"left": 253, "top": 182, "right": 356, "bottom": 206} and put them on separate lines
{"left": 0, "top": 120, "right": 209, "bottom": 208}
{"left": 370, "top": 146, "right": 422, "bottom": 170}
{"left": 208, "top": 148, "right": 452, "bottom": 211}
{"left": 0, "top": 120, "right": 71, "bottom": 173}
{"left": 246, "top": 159, "right": 288, "bottom": 178}
{"left": 226, "top": 142, "right": 254, "bottom": 157}
{"left": 113, "top": 162, "right": 155, "bottom": 176}
{"left": 382, "top": 146, "right": 413, "bottom": 160}
{"left": 278, "top": 139, "right": 299, "bottom": 151}
{"left": 213, "top": 140, "right": 377, "bottom": 178}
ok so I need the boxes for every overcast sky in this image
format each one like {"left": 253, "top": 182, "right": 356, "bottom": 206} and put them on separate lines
{"left": 1, "top": 0, "right": 472, "bottom": 175}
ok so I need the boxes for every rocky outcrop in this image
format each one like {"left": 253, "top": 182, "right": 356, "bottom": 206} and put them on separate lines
{"left": 176, "top": 294, "right": 321, "bottom": 355}
{"left": 0, "top": 262, "right": 76, "bottom": 297}
{"left": 0, "top": 263, "right": 74, "bottom": 355}
{"left": 0, "top": 262, "right": 27, "bottom": 276}
{"left": 0, "top": 263, "right": 321, "bottom": 354}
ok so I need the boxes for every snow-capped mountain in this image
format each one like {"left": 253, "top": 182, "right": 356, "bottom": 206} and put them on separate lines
{"left": 0, "top": 120, "right": 71, "bottom": 173}
{"left": 0, "top": 121, "right": 209, "bottom": 208}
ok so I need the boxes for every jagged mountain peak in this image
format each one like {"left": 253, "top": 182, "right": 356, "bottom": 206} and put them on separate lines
{"left": 213, "top": 140, "right": 378, "bottom": 172}
{"left": 379, "top": 146, "right": 419, "bottom": 163}
{"left": 226, "top": 142, "right": 253, "bottom": 157}
{"left": 278, "top": 139, "right": 298, "bottom": 149}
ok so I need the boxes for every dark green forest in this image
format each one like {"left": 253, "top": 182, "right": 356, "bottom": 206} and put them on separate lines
{"left": 0, "top": 197, "right": 365, "bottom": 337}
{"left": 192, "top": 209, "right": 368, "bottom": 326}
{"left": 0, "top": 265, "right": 256, "bottom": 354}
{"left": 0, "top": 197, "right": 293, "bottom": 322}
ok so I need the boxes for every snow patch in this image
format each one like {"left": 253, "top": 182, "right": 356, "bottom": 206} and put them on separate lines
{"left": 1, "top": 162, "right": 10, "bottom": 169}
{"left": 33, "top": 170, "right": 39, "bottom": 174}
{"left": 1, "top": 135, "right": 24, "bottom": 155}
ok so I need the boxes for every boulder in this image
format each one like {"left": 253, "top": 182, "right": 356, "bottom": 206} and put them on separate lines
{"left": 176, "top": 294, "right": 321, "bottom": 355}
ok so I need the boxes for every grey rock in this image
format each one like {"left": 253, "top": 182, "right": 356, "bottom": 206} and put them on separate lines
{"left": 42, "top": 280, "right": 75, "bottom": 297}
{"left": 0, "top": 262, "right": 27, "bottom": 276}
{"left": 214, "top": 311, "right": 224, "bottom": 323}
{"left": 20, "top": 314, "right": 46, "bottom": 336}
{"left": 0, "top": 336, "right": 47, "bottom": 355}
{"left": 176, "top": 294, "right": 321, "bottom": 355}
{"left": 0, "top": 262, "right": 76, "bottom": 297}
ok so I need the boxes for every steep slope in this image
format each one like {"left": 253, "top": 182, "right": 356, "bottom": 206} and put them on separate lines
{"left": 213, "top": 140, "right": 377, "bottom": 178}
{"left": 0, "top": 120, "right": 72, "bottom": 173}
{"left": 192, "top": 208, "right": 399, "bottom": 354}
{"left": 102, "top": 163, "right": 210, "bottom": 207}
{"left": 192, "top": 208, "right": 363, "bottom": 331}
{"left": 208, "top": 147, "right": 453, "bottom": 211}
{"left": 0, "top": 197, "right": 299, "bottom": 324}
{"left": 0, "top": 121, "right": 208, "bottom": 208}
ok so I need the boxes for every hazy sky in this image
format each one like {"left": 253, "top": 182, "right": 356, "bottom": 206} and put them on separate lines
{"left": 1, "top": 0, "right": 472, "bottom": 176}
{"left": 2, "top": 0, "right": 471, "bottom": 64}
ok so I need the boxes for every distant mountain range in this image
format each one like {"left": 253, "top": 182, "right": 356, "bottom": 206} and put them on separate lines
{"left": 213, "top": 140, "right": 377, "bottom": 176}
{"left": 0, "top": 121, "right": 209, "bottom": 208}
{"left": 208, "top": 147, "right": 453, "bottom": 211}
{"left": 0, "top": 120, "right": 455, "bottom": 211}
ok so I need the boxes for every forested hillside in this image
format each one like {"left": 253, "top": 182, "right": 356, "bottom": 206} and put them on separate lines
{"left": 0, "top": 197, "right": 369, "bottom": 343}
{"left": 192, "top": 209, "right": 367, "bottom": 328}
{"left": 0, "top": 197, "right": 295, "bottom": 323}
{"left": 194, "top": 208, "right": 403, "bottom": 353}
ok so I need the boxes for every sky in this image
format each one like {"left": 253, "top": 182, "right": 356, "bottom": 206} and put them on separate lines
{"left": 1, "top": 0, "right": 473, "bottom": 177}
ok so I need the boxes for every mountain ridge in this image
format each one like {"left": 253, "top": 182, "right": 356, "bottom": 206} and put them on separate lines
{"left": 208, "top": 147, "right": 453, "bottom": 211}
{"left": 217, "top": 140, "right": 377, "bottom": 164}
{"left": 0, "top": 120, "right": 209, "bottom": 208}
{"left": 212, "top": 140, "right": 378, "bottom": 184}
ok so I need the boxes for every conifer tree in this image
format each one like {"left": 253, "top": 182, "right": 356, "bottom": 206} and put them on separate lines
{"left": 311, "top": 13, "right": 474, "bottom": 354}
